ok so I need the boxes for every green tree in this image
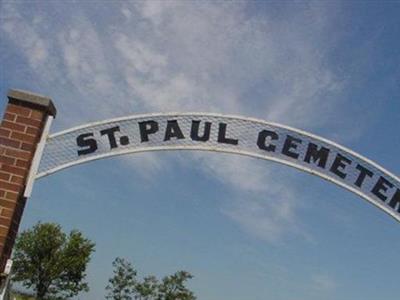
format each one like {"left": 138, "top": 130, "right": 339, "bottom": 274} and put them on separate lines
{"left": 106, "top": 258, "right": 196, "bottom": 300}
{"left": 12, "top": 222, "right": 95, "bottom": 300}
{"left": 157, "top": 271, "right": 195, "bottom": 300}
{"left": 105, "top": 258, "right": 137, "bottom": 300}
{"left": 135, "top": 275, "right": 159, "bottom": 300}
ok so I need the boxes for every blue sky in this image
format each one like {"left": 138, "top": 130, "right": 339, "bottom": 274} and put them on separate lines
{"left": 1, "top": 1, "right": 400, "bottom": 299}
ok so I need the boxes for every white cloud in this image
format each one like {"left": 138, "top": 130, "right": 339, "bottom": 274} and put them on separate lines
{"left": 57, "top": 16, "right": 116, "bottom": 109}
{"left": 121, "top": 7, "right": 132, "bottom": 20}
{"left": 181, "top": 152, "right": 311, "bottom": 243}
{"left": 223, "top": 193, "right": 300, "bottom": 244}
{"left": 198, "top": 154, "right": 273, "bottom": 194}
{"left": 1, "top": 3, "right": 50, "bottom": 70}
{"left": 0, "top": 1, "right": 346, "bottom": 243}
{"left": 311, "top": 274, "right": 337, "bottom": 292}
{"left": 115, "top": 2, "right": 342, "bottom": 242}
{"left": 133, "top": 1, "right": 177, "bottom": 26}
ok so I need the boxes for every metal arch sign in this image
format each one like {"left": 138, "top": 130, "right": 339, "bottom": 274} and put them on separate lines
{"left": 37, "top": 113, "right": 400, "bottom": 222}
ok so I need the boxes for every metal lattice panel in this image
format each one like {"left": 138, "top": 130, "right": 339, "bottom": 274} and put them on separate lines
{"left": 37, "top": 113, "right": 400, "bottom": 222}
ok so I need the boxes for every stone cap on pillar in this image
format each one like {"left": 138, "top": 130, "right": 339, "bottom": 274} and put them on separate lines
{"left": 7, "top": 89, "right": 57, "bottom": 117}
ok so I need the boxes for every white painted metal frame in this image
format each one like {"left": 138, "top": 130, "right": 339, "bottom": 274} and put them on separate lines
{"left": 35, "top": 112, "right": 400, "bottom": 223}
{"left": 24, "top": 115, "right": 53, "bottom": 198}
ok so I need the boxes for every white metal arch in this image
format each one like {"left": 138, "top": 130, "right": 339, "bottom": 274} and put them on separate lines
{"left": 36, "top": 113, "right": 400, "bottom": 222}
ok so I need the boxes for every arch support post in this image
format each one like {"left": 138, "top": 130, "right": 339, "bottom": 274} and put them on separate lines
{"left": 0, "top": 89, "right": 56, "bottom": 283}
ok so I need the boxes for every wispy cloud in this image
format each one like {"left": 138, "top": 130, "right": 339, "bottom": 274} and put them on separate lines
{"left": 223, "top": 193, "right": 300, "bottom": 244}
{"left": 58, "top": 19, "right": 113, "bottom": 98}
{"left": 1, "top": 1, "right": 346, "bottom": 243}
{"left": 310, "top": 273, "right": 337, "bottom": 292}
{"left": 1, "top": 3, "right": 52, "bottom": 73}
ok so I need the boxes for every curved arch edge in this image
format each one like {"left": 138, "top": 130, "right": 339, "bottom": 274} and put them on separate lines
{"left": 36, "top": 145, "right": 400, "bottom": 224}
{"left": 36, "top": 112, "right": 400, "bottom": 224}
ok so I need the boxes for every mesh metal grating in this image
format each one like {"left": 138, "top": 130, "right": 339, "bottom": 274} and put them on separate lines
{"left": 37, "top": 113, "right": 400, "bottom": 221}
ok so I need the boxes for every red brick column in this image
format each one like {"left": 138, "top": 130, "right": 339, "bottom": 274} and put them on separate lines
{"left": 0, "top": 90, "right": 56, "bottom": 273}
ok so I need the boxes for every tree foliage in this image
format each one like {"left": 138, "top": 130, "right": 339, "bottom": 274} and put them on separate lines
{"left": 105, "top": 258, "right": 137, "bottom": 300}
{"left": 12, "top": 222, "right": 95, "bottom": 300}
{"left": 157, "top": 271, "right": 195, "bottom": 300}
{"left": 105, "top": 258, "right": 196, "bottom": 300}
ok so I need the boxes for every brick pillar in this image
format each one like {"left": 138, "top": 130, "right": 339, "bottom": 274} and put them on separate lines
{"left": 0, "top": 89, "right": 56, "bottom": 272}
